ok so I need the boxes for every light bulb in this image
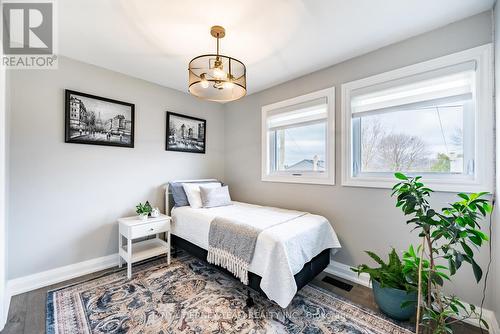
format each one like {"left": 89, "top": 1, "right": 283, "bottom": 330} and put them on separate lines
{"left": 212, "top": 67, "right": 227, "bottom": 80}
{"left": 200, "top": 74, "right": 209, "bottom": 88}
{"left": 223, "top": 81, "right": 234, "bottom": 89}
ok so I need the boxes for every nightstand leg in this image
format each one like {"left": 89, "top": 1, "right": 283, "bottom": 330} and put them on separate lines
{"left": 127, "top": 238, "right": 132, "bottom": 279}
{"left": 167, "top": 231, "right": 171, "bottom": 265}
{"left": 118, "top": 234, "right": 123, "bottom": 268}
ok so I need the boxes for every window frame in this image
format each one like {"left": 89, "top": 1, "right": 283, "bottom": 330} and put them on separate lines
{"left": 341, "top": 44, "right": 493, "bottom": 193}
{"left": 261, "top": 87, "right": 335, "bottom": 185}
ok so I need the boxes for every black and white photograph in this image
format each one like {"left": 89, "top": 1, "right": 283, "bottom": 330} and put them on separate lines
{"left": 166, "top": 112, "right": 206, "bottom": 153}
{"left": 65, "top": 90, "right": 135, "bottom": 148}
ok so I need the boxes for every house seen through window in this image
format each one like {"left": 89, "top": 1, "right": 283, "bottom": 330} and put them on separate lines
{"left": 273, "top": 122, "right": 326, "bottom": 173}
{"left": 262, "top": 88, "right": 335, "bottom": 185}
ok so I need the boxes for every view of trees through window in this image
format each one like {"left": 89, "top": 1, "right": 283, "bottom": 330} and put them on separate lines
{"left": 359, "top": 104, "right": 466, "bottom": 174}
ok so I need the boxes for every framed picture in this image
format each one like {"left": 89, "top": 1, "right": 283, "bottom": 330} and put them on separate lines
{"left": 65, "top": 90, "right": 135, "bottom": 148}
{"left": 166, "top": 112, "right": 206, "bottom": 154}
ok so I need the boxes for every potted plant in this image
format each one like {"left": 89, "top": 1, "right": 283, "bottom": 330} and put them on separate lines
{"left": 136, "top": 202, "right": 152, "bottom": 221}
{"left": 392, "top": 173, "right": 492, "bottom": 333}
{"left": 352, "top": 248, "right": 418, "bottom": 321}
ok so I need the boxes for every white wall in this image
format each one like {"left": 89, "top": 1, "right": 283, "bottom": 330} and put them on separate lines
{"left": 224, "top": 11, "right": 494, "bottom": 307}
{"left": 7, "top": 56, "right": 225, "bottom": 279}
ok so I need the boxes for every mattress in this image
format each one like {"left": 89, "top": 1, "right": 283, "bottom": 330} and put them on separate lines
{"left": 171, "top": 201, "right": 341, "bottom": 307}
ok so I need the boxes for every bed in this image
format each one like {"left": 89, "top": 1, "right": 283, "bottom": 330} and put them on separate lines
{"left": 164, "top": 179, "right": 341, "bottom": 308}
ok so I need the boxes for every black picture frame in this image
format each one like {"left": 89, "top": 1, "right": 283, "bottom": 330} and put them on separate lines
{"left": 166, "top": 111, "right": 206, "bottom": 154}
{"left": 65, "top": 89, "right": 135, "bottom": 148}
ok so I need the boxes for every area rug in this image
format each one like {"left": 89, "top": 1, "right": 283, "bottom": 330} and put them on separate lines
{"left": 46, "top": 253, "right": 414, "bottom": 334}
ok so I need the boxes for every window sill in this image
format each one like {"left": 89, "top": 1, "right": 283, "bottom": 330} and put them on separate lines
{"left": 342, "top": 176, "right": 492, "bottom": 193}
{"left": 262, "top": 174, "right": 335, "bottom": 186}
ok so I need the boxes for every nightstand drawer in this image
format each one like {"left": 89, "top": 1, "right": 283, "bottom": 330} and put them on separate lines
{"left": 130, "top": 220, "right": 169, "bottom": 239}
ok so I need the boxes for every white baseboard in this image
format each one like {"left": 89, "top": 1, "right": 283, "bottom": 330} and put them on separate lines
{"left": 325, "top": 260, "right": 499, "bottom": 332}
{"left": 7, "top": 253, "right": 119, "bottom": 297}
{"left": 454, "top": 307, "right": 500, "bottom": 333}
{"left": 468, "top": 308, "right": 500, "bottom": 334}
{"left": 1, "top": 253, "right": 118, "bottom": 330}
{"left": 324, "top": 260, "right": 371, "bottom": 288}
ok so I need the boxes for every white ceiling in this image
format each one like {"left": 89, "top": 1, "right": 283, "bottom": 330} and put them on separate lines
{"left": 59, "top": 0, "right": 494, "bottom": 97}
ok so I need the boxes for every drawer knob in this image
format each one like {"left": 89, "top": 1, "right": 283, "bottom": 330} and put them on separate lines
{"left": 150, "top": 228, "right": 154, "bottom": 231}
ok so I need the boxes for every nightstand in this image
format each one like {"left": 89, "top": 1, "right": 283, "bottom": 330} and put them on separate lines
{"left": 118, "top": 214, "right": 171, "bottom": 279}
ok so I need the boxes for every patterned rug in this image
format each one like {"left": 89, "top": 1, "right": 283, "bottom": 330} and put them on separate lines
{"left": 46, "top": 253, "right": 414, "bottom": 333}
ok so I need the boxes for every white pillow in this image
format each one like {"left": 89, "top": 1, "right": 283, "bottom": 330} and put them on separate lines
{"left": 200, "top": 185, "right": 232, "bottom": 208}
{"left": 182, "top": 182, "right": 221, "bottom": 208}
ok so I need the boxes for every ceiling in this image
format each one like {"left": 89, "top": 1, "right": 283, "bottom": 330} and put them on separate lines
{"left": 59, "top": 0, "right": 494, "bottom": 97}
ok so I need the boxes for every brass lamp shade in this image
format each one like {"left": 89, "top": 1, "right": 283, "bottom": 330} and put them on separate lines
{"left": 188, "top": 26, "right": 246, "bottom": 102}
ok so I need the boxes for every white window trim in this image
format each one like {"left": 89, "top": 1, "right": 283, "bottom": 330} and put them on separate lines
{"left": 261, "top": 87, "right": 335, "bottom": 185}
{"left": 341, "top": 44, "right": 494, "bottom": 193}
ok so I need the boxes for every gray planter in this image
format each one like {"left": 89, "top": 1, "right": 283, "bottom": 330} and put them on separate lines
{"left": 372, "top": 279, "right": 417, "bottom": 321}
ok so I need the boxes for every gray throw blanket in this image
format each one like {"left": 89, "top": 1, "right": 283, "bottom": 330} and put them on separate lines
{"left": 207, "top": 211, "right": 306, "bottom": 285}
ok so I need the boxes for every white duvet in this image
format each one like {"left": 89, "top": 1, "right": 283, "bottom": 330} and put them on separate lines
{"left": 171, "top": 201, "right": 341, "bottom": 308}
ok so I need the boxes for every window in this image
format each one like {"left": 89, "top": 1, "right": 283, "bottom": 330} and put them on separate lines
{"left": 341, "top": 45, "right": 493, "bottom": 192}
{"left": 262, "top": 87, "right": 335, "bottom": 185}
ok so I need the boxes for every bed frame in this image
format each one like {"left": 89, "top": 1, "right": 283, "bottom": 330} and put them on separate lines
{"left": 163, "top": 180, "right": 331, "bottom": 299}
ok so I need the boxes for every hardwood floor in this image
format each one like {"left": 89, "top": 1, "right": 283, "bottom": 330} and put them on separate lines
{"left": 1, "top": 267, "right": 113, "bottom": 334}
{"left": 1, "top": 264, "right": 486, "bottom": 333}
{"left": 311, "top": 272, "right": 486, "bottom": 334}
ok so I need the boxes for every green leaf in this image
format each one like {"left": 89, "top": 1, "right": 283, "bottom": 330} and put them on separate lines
{"left": 477, "top": 204, "right": 486, "bottom": 216}
{"left": 470, "top": 193, "right": 480, "bottom": 200}
{"left": 365, "top": 251, "right": 385, "bottom": 266}
{"left": 455, "top": 252, "right": 463, "bottom": 270}
{"left": 483, "top": 203, "right": 493, "bottom": 214}
{"left": 408, "top": 245, "right": 416, "bottom": 258}
{"left": 461, "top": 242, "right": 473, "bottom": 257}
{"left": 471, "top": 259, "right": 483, "bottom": 282}
{"left": 469, "top": 235, "right": 482, "bottom": 246}
{"left": 454, "top": 299, "right": 467, "bottom": 310}
{"left": 435, "top": 271, "right": 450, "bottom": 281}
{"left": 394, "top": 172, "right": 408, "bottom": 180}
{"left": 432, "top": 272, "right": 444, "bottom": 286}
{"left": 448, "top": 258, "right": 456, "bottom": 275}
{"left": 474, "top": 230, "right": 489, "bottom": 241}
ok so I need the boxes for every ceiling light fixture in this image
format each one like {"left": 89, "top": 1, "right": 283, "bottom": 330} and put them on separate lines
{"left": 188, "top": 26, "right": 246, "bottom": 102}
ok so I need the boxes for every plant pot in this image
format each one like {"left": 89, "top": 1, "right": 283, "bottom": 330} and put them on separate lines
{"left": 138, "top": 213, "right": 148, "bottom": 221}
{"left": 372, "top": 279, "right": 417, "bottom": 321}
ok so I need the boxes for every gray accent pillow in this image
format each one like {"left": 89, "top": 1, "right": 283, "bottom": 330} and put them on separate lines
{"left": 169, "top": 181, "right": 224, "bottom": 207}
{"left": 169, "top": 182, "right": 189, "bottom": 207}
{"left": 200, "top": 185, "right": 232, "bottom": 208}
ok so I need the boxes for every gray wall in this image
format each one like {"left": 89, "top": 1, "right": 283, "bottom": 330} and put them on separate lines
{"left": 493, "top": 3, "right": 500, "bottom": 323}
{"left": 0, "top": 49, "right": 7, "bottom": 328}
{"left": 7, "top": 56, "right": 225, "bottom": 279}
{"left": 224, "top": 11, "right": 494, "bottom": 307}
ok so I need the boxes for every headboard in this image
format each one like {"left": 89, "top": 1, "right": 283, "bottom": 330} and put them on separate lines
{"left": 164, "top": 179, "right": 220, "bottom": 216}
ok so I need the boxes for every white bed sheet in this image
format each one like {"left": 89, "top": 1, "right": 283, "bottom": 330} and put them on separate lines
{"left": 171, "top": 201, "right": 341, "bottom": 308}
